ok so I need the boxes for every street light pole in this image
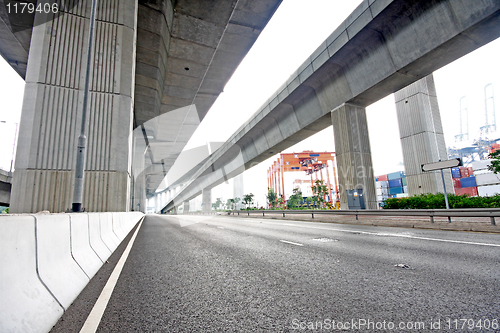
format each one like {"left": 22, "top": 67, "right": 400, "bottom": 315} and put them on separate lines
{"left": 72, "top": 0, "right": 98, "bottom": 212}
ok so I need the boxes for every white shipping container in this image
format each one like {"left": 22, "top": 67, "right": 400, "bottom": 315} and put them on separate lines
{"left": 403, "top": 186, "right": 408, "bottom": 193}
{"left": 376, "top": 188, "right": 389, "bottom": 195}
{"left": 475, "top": 173, "right": 500, "bottom": 186}
{"left": 396, "top": 193, "right": 409, "bottom": 198}
{"left": 478, "top": 184, "right": 500, "bottom": 197}
{"left": 376, "top": 181, "right": 389, "bottom": 189}
{"left": 472, "top": 159, "right": 493, "bottom": 171}
{"left": 377, "top": 195, "right": 384, "bottom": 202}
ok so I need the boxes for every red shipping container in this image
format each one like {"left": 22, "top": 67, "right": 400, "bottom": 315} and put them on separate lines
{"left": 453, "top": 178, "right": 461, "bottom": 188}
{"left": 459, "top": 166, "right": 469, "bottom": 178}
{"left": 454, "top": 187, "right": 478, "bottom": 197}
{"left": 376, "top": 174, "right": 389, "bottom": 181}
{"left": 468, "top": 167, "right": 473, "bottom": 176}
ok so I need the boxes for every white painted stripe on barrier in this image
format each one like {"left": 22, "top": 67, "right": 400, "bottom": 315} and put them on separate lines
{"left": 35, "top": 214, "right": 90, "bottom": 310}
{"left": 88, "top": 213, "right": 112, "bottom": 262}
{"left": 100, "top": 213, "right": 120, "bottom": 252}
{"left": 0, "top": 215, "right": 63, "bottom": 333}
{"left": 69, "top": 214, "right": 103, "bottom": 280}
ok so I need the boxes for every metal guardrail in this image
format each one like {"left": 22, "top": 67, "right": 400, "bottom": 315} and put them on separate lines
{"left": 182, "top": 209, "right": 500, "bottom": 225}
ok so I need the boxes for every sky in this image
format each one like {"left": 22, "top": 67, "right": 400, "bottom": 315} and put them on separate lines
{"left": 1, "top": 0, "right": 500, "bottom": 209}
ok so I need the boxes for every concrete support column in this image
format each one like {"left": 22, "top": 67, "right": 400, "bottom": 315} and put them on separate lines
{"left": 395, "top": 74, "right": 453, "bottom": 195}
{"left": 202, "top": 189, "right": 211, "bottom": 213}
{"left": 11, "top": 0, "right": 138, "bottom": 213}
{"left": 233, "top": 174, "right": 244, "bottom": 209}
{"left": 183, "top": 201, "right": 190, "bottom": 214}
{"left": 331, "top": 103, "right": 377, "bottom": 210}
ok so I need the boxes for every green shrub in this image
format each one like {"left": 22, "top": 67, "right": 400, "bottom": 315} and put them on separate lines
{"left": 382, "top": 193, "right": 500, "bottom": 209}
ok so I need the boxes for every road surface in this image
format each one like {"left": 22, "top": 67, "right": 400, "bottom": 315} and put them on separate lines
{"left": 51, "top": 215, "right": 500, "bottom": 332}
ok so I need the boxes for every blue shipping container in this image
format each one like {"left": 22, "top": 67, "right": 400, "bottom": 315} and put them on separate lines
{"left": 460, "top": 176, "right": 477, "bottom": 188}
{"left": 451, "top": 168, "right": 461, "bottom": 178}
{"left": 389, "top": 187, "right": 404, "bottom": 195}
{"left": 388, "top": 178, "right": 403, "bottom": 188}
{"left": 388, "top": 171, "right": 405, "bottom": 180}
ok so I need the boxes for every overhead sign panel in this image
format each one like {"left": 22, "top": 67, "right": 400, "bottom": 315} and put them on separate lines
{"left": 421, "top": 158, "right": 462, "bottom": 172}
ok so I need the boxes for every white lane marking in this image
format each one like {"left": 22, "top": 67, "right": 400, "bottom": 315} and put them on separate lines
{"left": 80, "top": 218, "right": 144, "bottom": 333}
{"left": 230, "top": 218, "right": 500, "bottom": 248}
{"left": 217, "top": 226, "right": 225, "bottom": 229}
{"left": 280, "top": 240, "right": 304, "bottom": 246}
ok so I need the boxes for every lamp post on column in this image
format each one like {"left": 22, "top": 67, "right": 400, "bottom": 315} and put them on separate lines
{"left": 72, "top": 0, "right": 98, "bottom": 212}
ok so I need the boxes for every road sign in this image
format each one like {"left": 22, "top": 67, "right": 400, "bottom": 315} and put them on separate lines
{"left": 421, "top": 158, "right": 462, "bottom": 172}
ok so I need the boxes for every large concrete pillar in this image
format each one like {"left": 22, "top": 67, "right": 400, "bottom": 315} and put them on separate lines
{"left": 233, "top": 174, "right": 244, "bottom": 209}
{"left": 331, "top": 103, "right": 377, "bottom": 210}
{"left": 202, "top": 189, "right": 212, "bottom": 213}
{"left": 183, "top": 201, "right": 190, "bottom": 214}
{"left": 10, "top": 1, "right": 137, "bottom": 213}
{"left": 395, "top": 74, "right": 453, "bottom": 196}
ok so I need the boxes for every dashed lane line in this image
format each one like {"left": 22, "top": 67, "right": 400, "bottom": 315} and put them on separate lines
{"left": 220, "top": 218, "right": 500, "bottom": 248}
{"left": 279, "top": 240, "right": 304, "bottom": 246}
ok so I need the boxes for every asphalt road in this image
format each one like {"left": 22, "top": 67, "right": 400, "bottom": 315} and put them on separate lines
{"left": 52, "top": 215, "right": 500, "bottom": 332}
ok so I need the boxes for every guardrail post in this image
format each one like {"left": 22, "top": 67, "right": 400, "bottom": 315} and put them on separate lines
{"left": 248, "top": 212, "right": 249, "bottom": 216}
{"left": 283, "top": 212, "right": 285, "bottom": 217}
{"left": 448, "top": 216, "right": 451, "bottom": 223}
{"left": 263, "top": 212, "right": 264, "bottom": 217}
{"left": 356, "top": 214, "right": 358, "bottom": 221}
{"left": 491, "top": 216, "right": 496, "bottom": 226}
{"left": 312, "top": 213, "right": 314, "bottom": 219}
{"left": 430, "top": 216, "right": 434, "bottom": 223}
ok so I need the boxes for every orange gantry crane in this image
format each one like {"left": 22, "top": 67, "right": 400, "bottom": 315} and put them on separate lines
{"left": 267, "top": 151, "right": 339, "bottom": 204}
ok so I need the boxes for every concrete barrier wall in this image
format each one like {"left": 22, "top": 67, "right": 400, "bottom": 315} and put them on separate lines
{"left": 0, "top": 212, "right": 144, "bottom": 333}
{"left": 69, "top": 214, "right": 103, "bottom": 279}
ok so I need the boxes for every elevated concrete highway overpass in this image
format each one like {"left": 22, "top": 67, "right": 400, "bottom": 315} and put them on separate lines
{"left": 1, "top": 0, "right": 282, "bottom": 213}
{"left": 161, "top": 0, "right": 500, "bottom": 212}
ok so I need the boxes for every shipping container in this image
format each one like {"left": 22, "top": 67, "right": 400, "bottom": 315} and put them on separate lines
{"left": 460, "top": 176, "right": 477, "bottom": 188}
{"left": 454, "top": 187, "right": 478, "bottom": 196}
{"left": 389, "top": 178, "right": 403, "bottom": 188}
{"left": 389, "top": 186, "right": 404, "bottom": 195}
{"left": 376, "top": 174, "right": 389, "bottom": 181}
{"left": 477, "top": 185, "right": 500, "bottom": 197}
{"left": 396, "top": 193, "right": 409, "bottom": 198}
{"left": 468, "top": 167, "right": 474, "bottom": 176}
{"left": 475, "top": 173, "right": 500, "bottom": 186}
{"left": 376, "top": 180, "right": 389, "bottom": 188}
{"left": 388, "top": 171, "right": 405, "bottom": 180}
{"left": 472, "top": 159, "right": 493, "bottom": 171}
{"left": 402, "top": 177, "right": 407, "bottom": 186}
{"left": 459, "top": 166, "right": 470, "bottom": 178}
{"left": 403, "top": 186, "right": 408, "bottom": 193}
{"left": 452, "top": 178, "right": 461, "bottom": 188}
{"left": 451, "top": 167, "right": 461, "bottom": 178}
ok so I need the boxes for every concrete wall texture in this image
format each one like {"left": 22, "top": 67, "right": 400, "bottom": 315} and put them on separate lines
{"left": 10, "top": 1, "right": 138, "bottom": 213}
{"left": 0, "top": 212, "right": 143, "bottom": 333}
